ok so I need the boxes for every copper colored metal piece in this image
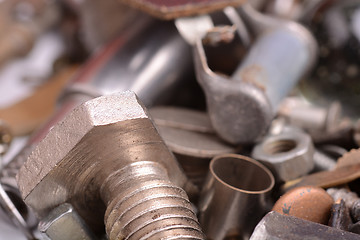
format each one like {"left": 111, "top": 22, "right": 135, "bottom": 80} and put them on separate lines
{"left": 17, "top": 92, "right": 204, "bottom": 239}
{"left": 282, "top": 162, "right": 360, "bottom": 192}
{"left": 272, "top": 186, "right": 333, "bottom": 224}
{"left": 0, "top": 66, "right": 78, "bottom": 136}
{"left": 337, "top": 148, "right": 360, "bottom": 168}
{"left": 119, "top": 0, "right": 246, "bottom": 20}
{"left": 283, "top": 149, "right": 360, "bottom": 192}
{"left": 199, "top": 154, "right": 274, "bottom": 240}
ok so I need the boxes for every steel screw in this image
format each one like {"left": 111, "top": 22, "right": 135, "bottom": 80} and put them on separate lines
{"left": 278, "top": 97, "right": 342, "bottom": 133}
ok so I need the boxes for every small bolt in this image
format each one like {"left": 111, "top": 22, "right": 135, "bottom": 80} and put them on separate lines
{"left": 278, "top": 98, "right": 342, "bottom": 133}
{"left": 39, "top": 203, "right": 97, "bottom": 240}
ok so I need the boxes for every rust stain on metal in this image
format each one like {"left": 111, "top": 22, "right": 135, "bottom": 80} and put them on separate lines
{"left": 119, "top": 0, "right": 246, "bottom": 19}
{"left": 281, "top": 203, "right": 291, "bottom": 214}
{"left": 239, "top": 65, "right": 266, "bottom": 91}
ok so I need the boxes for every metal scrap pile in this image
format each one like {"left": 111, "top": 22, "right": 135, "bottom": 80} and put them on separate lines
{"left": 1, "top": 0, "right": 360, "bottom": 239}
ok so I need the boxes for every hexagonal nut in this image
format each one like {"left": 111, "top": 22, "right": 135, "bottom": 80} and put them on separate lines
{"left": 38, "top": 203, "right": 96, "bottom": 240}
{"left": 16, "top": 91, "right": 188, "bottom": 232}
{"left": 251, "top": 130, "right": 315, "bottom": 182}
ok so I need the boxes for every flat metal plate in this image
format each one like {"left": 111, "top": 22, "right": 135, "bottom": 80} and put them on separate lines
{"left": 119, "top": 0, "right": 246, "bottom": 19}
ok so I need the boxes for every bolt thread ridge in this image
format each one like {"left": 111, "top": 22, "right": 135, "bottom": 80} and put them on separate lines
{"left": 102, "top": 161, "right": 205, "bottom": 240}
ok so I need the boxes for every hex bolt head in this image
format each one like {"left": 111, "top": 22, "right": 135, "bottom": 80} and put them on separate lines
{"left": 252, "top": 129, "right": 315, "bottom": 182}
{"left": 38, "top": 203, "right": 96, "bottom": 240}
{"left": 16, "top": 91, "right": 204, "bottom": 239}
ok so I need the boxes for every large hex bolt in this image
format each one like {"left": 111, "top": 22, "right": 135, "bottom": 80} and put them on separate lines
{"left": 16, "top": 91, "right": 204, "bottom": 240}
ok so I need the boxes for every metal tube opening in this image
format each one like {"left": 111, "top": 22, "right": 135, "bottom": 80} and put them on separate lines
{"left": 210, "top": 154, "right": 274, "bottom": 193}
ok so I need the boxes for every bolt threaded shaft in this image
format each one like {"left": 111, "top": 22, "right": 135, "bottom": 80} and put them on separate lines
{"left": 100, "top": 161, "right": 204, "bottom": 240}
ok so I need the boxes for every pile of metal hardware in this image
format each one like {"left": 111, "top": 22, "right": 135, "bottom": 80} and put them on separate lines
{"left": 2, "top": 0, "right": 360, "bottom": 239}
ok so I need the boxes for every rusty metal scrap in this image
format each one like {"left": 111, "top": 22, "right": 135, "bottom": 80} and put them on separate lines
{"left": 2, "top": 1, "right": 360, "bottom": 239}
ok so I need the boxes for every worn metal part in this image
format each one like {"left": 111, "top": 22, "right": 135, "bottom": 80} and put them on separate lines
{"left": 278, "top": 97, "right": 342, "bottom": 133}
{"left": 119, "top": 0, "right": 246, "bottom": 20}
{"left": 17, "top": 92, "right": 204, "bottom": 239}
{"left": 328, "top": 199, "right": 352, "bottom": 231}
{"left": 252, "top": 128, "right": 314, "bottom": 182}
{"left": 194, "top": 7, "right": 317, "bottom": 144}
{"left": 327, "top": 188, "right": 360, "bottom": 223}
{"left": 272, "top": 186, "right": 333, "bottom": 224}
{"left": 150, "top": 107, "right": 238, "bottom": 188}
{"left": 38, "top": 203, "right": 97, "bottom": 240}
{"left": 249, "top": 211, "right": 360, "bottom": 240}
{"left": 282, "top": 163, "right": 360, "bottom": 192}
{"left": 327, "top": 188, "right": 360, "bottom": 233}
{"left": 199, "top": 154, "right": 274, "bottom": 240}
{"left": 267, "top": 120, "right": 336, "bottom": 172}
